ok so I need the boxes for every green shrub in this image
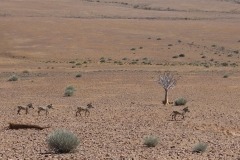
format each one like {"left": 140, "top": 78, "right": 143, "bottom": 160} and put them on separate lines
{"left": 168, "top": 44, "right": 173, "bottom": 46}
{"left": 221, "top": 62, "right": 228, "bottom": 66}
{"left": 76, "top": 73, "right": 82, "bottom": 78}
{"left": 174, "top": 97, "right": 187, "bottom": 106}
{"left": 223, "top": 74, "right": 228, "bottom": 78}
{"left": 179, "top": 54, "right": 185, "bottom": 57}
{"left": 100, "top": 57, "right": 105, "bottom": 63}
{"left": 234, "top": 50, "right": 239, "bottom": 54}
{"left": 22, "top": 70, "right": 29, "bottom": 73}
{"left": 201, "top": 56, "right": 206, "bottom": 58}
{"left": 47, "top": 129, "right": 80, "bottom": 153}
{"left": 143, "top": 136, "right": 159, "bottom": 147}
{"left": 64, "top": 85, "right": 76, "bottom": 96}
{"left": 192, "top": 142, "right": 207, "bottom": 153}
{"left": 122, "top": 57, "right": 127, "bottom": 60}
{"left": 76, "top": 62, "right": 82, "bottom": 65}
{"left": 131, "top": 48, "right": 136, "bottom": 50}
{"left": 211, "top": 44, "right": 216, "bottom": 47}
{"left": 157, "top": 38, "right": 161, "bottom": 40}
{"left": 69, "top": 61, "right": 75, "bottom": 64}
{"left": 8, "top": 75, "right": 18, "bottom": 81}
{"left": 172, "top": 55, "right": 178, "bottom": 58}
{"left": 178, "top": 40, "right": 182, "bottom": 43}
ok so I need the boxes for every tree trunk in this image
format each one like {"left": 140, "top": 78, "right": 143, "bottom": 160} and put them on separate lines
{"left": 164, "top": 89, "right": 169, "bottom": 105}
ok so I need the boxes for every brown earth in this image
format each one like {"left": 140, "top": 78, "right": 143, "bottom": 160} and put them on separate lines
{"left": 0, "top": 0, "right": 240, "bottom": 159}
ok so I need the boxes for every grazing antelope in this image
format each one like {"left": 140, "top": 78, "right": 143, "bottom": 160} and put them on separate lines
{"left": 38, "top": 104, "right": 53, "bottom": 116}
{"left": 17, "top": 103, "right": 34, "bottom": 115}
{"left": 170, "top": 107, "right": 190, "bottom": 120}
{"left": 76, "top": 103, "right": 94, "bottom": 117}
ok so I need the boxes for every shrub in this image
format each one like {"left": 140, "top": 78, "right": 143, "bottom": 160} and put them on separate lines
{"left": 192, "top": 142, "right": 207, "bottom": 153}
{"left": 76, "top": 73, "right": 82, "bottom": 78}
{"left": 211, "top": 44, "right": 216, "bottom": 47}
{"left": 179, "top": 54, "right": 185, "bottom": 57}
{"left": 168, "top": 44, "right": 173, "bottom": 46}
{"left": 201, "top": 56, "right": 206, "bottom": 58}
{"left": 47, "top": 129, "right": 80, "bottom": 153}
{"left": 178, "top": 40, "right": 182, "bottom": 43}
{"left": 221, "top": 62, "right": 228, "bottom": 66}
{"left": 174, "top": 97, "right": 187, "bottom": 106}
{"left": 76, "top": 62, "right": 82, "bottom": 65}
{"left": 172, "top": 55, "right": 178, "bottom": 58}
{"left": 122, "top": 57, "right": 127, "bottom": 60}
{"left": 8, "top": 75, "right": 18, "bottom": 81}
{"left": 157, "top": 38, "right": 161, "bottom": 40}
{"left": 100, "top": 57, "right": 105, "bottom": 63}
{"left": 64, "top": 85, "right": 76, "bottom": 96}
{"left": 69, "top": 61, "right": 75, "bottom": 64}
{"left": 22, "top": 70, "right": 29, "bottom": 73}
{"left": 139, "top": 46, "right": 143, "bottom": 49}
{"left": 223, "top": 74, "right": 228, "bottom": 78}
{"left": 131, "top": 48, "right": 136, "bottom": 50}
{"left": 143, "top": 136, "right": 159, "bottom": 147}
{"left": 234, "top": 50, "right": 239, "bottom": 54}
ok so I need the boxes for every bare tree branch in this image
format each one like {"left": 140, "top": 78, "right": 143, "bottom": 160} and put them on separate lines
{"left": 158, "top": 72, "right": 177, "bottom": 90}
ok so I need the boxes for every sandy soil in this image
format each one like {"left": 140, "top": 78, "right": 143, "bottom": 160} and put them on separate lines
{"left": 0, "top": 0, "right": 240, "bottom": 159}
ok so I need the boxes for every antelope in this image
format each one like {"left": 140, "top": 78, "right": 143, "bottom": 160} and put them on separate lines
{"left": 76, "top": 103, "right": 94, "bottom": 117}
{"left": 17, "top": 103, "right": 34, "bottom": 115}
{"left": 170, "top": 107, "right": 190, "bottom": 120}
{"left": 38, "top": 104, "right": 53, "bottom": 116}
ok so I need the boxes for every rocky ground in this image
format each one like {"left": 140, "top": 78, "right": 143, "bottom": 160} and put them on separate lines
{"left": 0, "top": 70, "right": 240, "bottom": 159}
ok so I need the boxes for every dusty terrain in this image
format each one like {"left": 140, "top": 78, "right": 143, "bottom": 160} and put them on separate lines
{"left": 0, "top": 0, "right": 240, "bottom": 159}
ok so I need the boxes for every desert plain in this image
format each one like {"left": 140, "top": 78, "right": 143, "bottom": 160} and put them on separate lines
{"left": 0, "top": 0, "right": 240, "bottom": 159}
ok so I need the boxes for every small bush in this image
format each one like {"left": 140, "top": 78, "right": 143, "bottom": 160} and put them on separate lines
{"left": 122, "top": 57, "right": 127, "bottom": 60}
{"left": 69, "top": 61, "right": 75, "bottom": 64}
{"left": 64, "top": 85, "right": 76, "bottom": 96}
{"left": 22, "top": 70, "right": 29, "bottom": 73}
{"left": 100, "top": 57, "right": 105, "bottom": 63}
{"left": 179, "top": 54, "right": 185, "bottom": 57}
{"left": 192, "top": 142, "right": 207, "bottom": 153}
{"left": 47, "top": 129, "right": 80, "bottom": 153}
{"left": 168, "top": 44, "right": 173, "bottom": 46}
{"left": 221, "top": 62, "right": 228, "bottom": 66}
{"left": 201, "top": 56, "right": 206, "bottom": 58}
{"left": 8, "top": 75, "right": 18, "bottom": 81}
{"left": 139, "top": 46, "right": 143, "bottom": 49}
{"left": 223, "top": 74, "right": 228, "bottom": 78}
{"left": 157, "top": 38, "right": 161, "bottom": 40}
{"left": 172, "top": 55, "right": 178, "bottom": 58}
{"left": 76, "top": 62, "right": 82, "bottom": 65}
{"left": 234, "top": 50, "right": 239, "bottom": 54}
{"left": 143, "top": 136, "right": 159, "bottom": 147}
{"left": 211, "top": 44, "right": 216, "bottom": 47}
{"left": 178, "top": 40, "right": 182, "bottom": 43}
{"left": 131, "top": 48, "right": 136, "bottom": 50}
{"left": 174, "top": 97, "right": 187, "bottom": 106}
{"left": 76, "top": 73, "right": 82, "bottom": 78}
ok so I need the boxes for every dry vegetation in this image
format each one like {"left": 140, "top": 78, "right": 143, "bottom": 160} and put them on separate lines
{"left": 0, "top": 0, "right": 240, "bottom": 159}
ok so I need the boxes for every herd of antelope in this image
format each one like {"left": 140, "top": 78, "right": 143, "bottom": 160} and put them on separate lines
{"left": 17, "top": 102, "right": 189, "bottom": 120}
{"left": 17, "top": 103, "right": 94, "bottom": 117}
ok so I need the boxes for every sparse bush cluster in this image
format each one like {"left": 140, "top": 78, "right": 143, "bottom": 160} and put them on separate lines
{"left": 47, "top": 129, "right": 80, "bottom": 153}
{"left": 174, "top": 97, "right": 187, "bottom": 106}
{"left": 192, "top": 142, "right": 207, "bottom": 153}
{"left": 143, "top": 136, "right": 159, "bottom": 147}
{"left": 8, "top": 75, "right": 18, "bottom": 81}
{"left": 64, "top": 85, "right": 76, "bottom": 96}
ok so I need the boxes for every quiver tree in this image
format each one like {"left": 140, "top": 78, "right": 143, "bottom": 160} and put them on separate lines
{"left": 158, "top": 72, "right": 178, "bottom": 105}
